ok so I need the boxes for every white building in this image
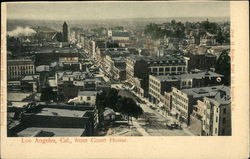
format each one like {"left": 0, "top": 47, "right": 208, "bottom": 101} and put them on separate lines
{"left": 75, "top": 91, "right": 98, "bottom": 106}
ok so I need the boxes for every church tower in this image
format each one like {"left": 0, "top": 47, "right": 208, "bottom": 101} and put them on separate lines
{"left": 62, "top": 21, "right": 68, "bottom": 42}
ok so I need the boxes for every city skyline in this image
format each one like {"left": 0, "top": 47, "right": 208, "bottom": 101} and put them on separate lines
{"left": 7, "top": 2, "right": 230, "bottom": 20}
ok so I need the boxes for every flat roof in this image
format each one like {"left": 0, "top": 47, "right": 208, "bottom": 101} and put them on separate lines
{"left": 206, "top": 86, "right": 231, "bottom": 104}
{"left": 154, "top": 71, "right": 223, "bottom": 81}
{"left": 8, "top": 102, "right": 29, "bottom": 108}
{"left": 181, "top": 85, "right": 229, "bottom": 98}
{"left": 35, "top": 108, "right": 87, "bottom": 117}
{"left": 8, "top": 92, "right": 32, "bottom": 102}
{"left": 78, "top": 91, "right": 97, "bottom": 96}
{"left": 17, "top": 127, "right": 85, "bottom": 137}
{"left": 128, "top": 55, "right": 186, "bottom": 62}
{"left": 8, "top": 59, "right": 34, "bottom": 65}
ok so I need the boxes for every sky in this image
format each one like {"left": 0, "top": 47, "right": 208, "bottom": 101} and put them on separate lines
{"left": 7, "top": 2, "right": 230, "bottom": 20}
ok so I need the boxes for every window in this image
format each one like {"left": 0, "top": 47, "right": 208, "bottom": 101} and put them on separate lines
{"left": 165, "top": 67, "right": 170, "bottom": 71}
{"left": 215, "top": 128, "right": 217, "bottom": 134}
{"left": 80, "top": 96, "right": 83, "bottom": 101}
{"left": 159, "top": 68, "right": 164, "bottom": 72}
{"left": 216, "top": 116, "right": 218, "bottom": 122}
{"left": 153, "top": 68, "right": 157, "bottom": 72}
{"left": 171, "top": 67, "right": 176, "bottom": 71}
{"left": 222, "top": 118, "right": 226, "bottom": 124}
{"left": 177, "top": 67, "right": 182, "bottom": 71}
{"left": 223, "top": 108, "right": 226, "bottom": 114}
{"left": 87, "top": 97, "right": 91, "bottom": 100}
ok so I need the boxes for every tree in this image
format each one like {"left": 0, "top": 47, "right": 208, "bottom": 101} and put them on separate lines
{"left": 118, "top": 97, "right": 143, "bottom": 123}
{"left": 216, "top": 30, "right": 224, "bottom": 45}
{"left": 96, "top": 89, "right": 143, "bottom": 124}
{"left": 40, "top": 86, "right": 57, "bottom": 102}
{"left": 215, "top": 50, "right": 231, "bottom": 86}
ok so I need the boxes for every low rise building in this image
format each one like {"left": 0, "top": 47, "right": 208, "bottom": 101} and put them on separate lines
{"left": 74, "top": 91, "right": 98, "bottom": 106}
{"left": 7, "top": 59, "right": 35, "bottom": 80}
{"left": 8, "top": 104, "right": 98, "bottom": 136}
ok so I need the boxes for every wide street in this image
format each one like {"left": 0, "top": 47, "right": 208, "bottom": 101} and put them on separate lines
{"left": 113, "top": 83, "right": 194, "bottom": 136}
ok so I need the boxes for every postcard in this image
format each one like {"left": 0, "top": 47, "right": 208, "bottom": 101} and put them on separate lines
{"left": 1, "top": 1, "right": 249, "bottom": 159}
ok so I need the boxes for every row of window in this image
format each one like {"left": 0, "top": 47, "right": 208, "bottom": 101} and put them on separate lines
{"left": 147, "top": 60, "right": 185, "bottom": 65}
{"left": 8, "top": 70, "right": 34, "bottom": 76}
{"left": 149, "top": 88, "right": 160, "bottom": 98}
{"left": 172, "top": 92, "right": 188, "bottom": 104}
{"left": 149, "top": 84, "right": 160, "bottom": 93}
{"left": 150, "top": 66, "right": 185, "bottom": 72}
{"left": 174, "top": 99, "right": 188, "bottom": 110}
{"left": 8, "top": 65, "right": 34, "bottom": 70}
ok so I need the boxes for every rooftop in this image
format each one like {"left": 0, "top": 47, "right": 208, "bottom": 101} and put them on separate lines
{"left": 154, "top": 71, "right": 223, "bottom": 81}
{"left": 35, "top": 107, "right": 87, "bottom": 118}
{"left": 112, "top": 31, "right": 130, "bottom": 37}
{"left": 181, "top": 85, "right": 229, "bottom": 98}
{"left": 8, "top": 59, "right": 34, "bottom": 65}
{"left": 8, "top": 92, "right": 32, "bottom": 102}
{"left": 17, "top": 127, "right": 85, "bottom": 137}
{"left": 128, "top": 55, "right": 186, "bottom": 62}
{"left": 36, "top": 65, "right": 50, "bottom": 72}
{"left": 78, "top": 91, "right": 98, "bottom": 96}
{"left": 35, "top": 47, "right": 78, "bottom": 54}
{"left": 22, "top": 74, "right": 40, "bottom": 81}
{"left": 206, "top": 86, "right": 231, "bottom": 104}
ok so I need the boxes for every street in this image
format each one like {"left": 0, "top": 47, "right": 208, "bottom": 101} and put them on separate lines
{"left": 115, "top": 83, "right": 194, "bottom": 136}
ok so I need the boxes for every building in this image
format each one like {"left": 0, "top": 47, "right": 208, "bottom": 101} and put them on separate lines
{"left": 127, "top": 56, "right": 189, "bottom": 80}
{"left": 32, "top": 26, "right": 58, "bottom": 42}
{"left": 113, "top": 62, "right": 126, "bottom": 81}
{"left": 75, "top": 91, "right": 98, "bottom": 106}
{"left": 8, "top": 104, "right": 98, "bottom": 136}
{"left": 104, "top": 55, "right": 127, "bottom": 81}
{"left": 185, "top": 52, "right": 217, "bottom": 71}
{"left": 109, "top": 31, "right": 130, "bottom": 42}
{"left": 35, "top": 48, "right": 79, "bottom": 66}
{"left": 171, "top": 85, "right": 228, "bottom": 125}
{"left": 200, "top": 32, "right": 217, "bottom": 46}
{"left": 63, "top": 22, "right": 68, "bottom": 42}
{"left": 7, "top": 59, "right": 35, "bottom": 80}
{"left": 149, "top": 70, "right": 223, "bottom": 102}
{"left": 126, "top": 55, "right": 189, "bottom": 96}
{"left": 200, "top": 87, "right": 231, "bottom": 136}
{"left": 21, "top": 74, "right": 40, "bottom": 92}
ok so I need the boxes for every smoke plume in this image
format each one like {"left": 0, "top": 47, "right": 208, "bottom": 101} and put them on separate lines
{"left": 8, "top": 26, "right": 37, "bottom": 37}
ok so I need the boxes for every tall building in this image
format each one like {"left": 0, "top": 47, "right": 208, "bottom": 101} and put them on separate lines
{"left": 63, "top": 21, "right": 68, "bottom": 42}
{"left": 171, "top": 85, "right": 229, "bottom": 125}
